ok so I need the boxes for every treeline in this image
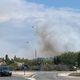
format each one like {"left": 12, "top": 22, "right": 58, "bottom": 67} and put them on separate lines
{"left": 53, "top": 52, "right": 79, "bottom": 71}
{"left": 1, "top": 51, "right": 80, "bottom": 71}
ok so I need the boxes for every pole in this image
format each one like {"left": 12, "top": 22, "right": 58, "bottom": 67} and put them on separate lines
{"left": 35, "top": 49, "right": 37, "bottom": 59}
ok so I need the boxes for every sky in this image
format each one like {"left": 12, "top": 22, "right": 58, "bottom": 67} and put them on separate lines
{"left": 27, "top": 0, "right": 80, "bottom": 9}
{"left": 0, "top": 0, "right": 80, "bottom": 59}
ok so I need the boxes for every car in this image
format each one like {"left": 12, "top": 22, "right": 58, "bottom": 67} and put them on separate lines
{"left": 0, "top": 66, "right": 12, "bottom": 77}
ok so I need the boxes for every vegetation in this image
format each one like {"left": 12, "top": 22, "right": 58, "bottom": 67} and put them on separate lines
{"left": 0, "top": 51, "right": 80, "bottom": 71}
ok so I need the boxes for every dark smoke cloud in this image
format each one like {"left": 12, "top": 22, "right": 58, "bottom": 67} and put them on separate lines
{"left": 37, "top": 26, "right": 60, "bottom": 56}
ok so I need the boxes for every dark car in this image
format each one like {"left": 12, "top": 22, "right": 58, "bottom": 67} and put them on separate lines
{"left": 0, "top": 66, "right": 12, "bottom": 77}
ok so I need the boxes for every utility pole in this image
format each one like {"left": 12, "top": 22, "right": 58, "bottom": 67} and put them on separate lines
{"left": 35, "top": 49, "right": 37, "bottom": 59}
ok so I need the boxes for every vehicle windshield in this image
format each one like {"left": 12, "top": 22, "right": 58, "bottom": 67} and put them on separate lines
{"left": 0, "top": 66, "right": 9, "bottom": 71}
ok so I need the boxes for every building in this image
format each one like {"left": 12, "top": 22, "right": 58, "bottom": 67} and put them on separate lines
{"left": 0, "top": 58, "right": 6, "bottom": 66}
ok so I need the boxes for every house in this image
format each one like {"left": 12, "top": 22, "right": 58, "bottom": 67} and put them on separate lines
{"left": 14, "top": 61, "right": 29, "bottom": 70}
{"left": 0, "top": 58, "right": 6, "bottom": 66}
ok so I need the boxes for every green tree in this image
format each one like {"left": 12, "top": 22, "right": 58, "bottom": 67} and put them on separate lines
{"left": 59, "top": 52, "right": 77, "bottom": 66}
{"left": 54, "top": 56, "right": 60, "bottom": 65}
{"left": 77, "top": 52, "right": 80, "bottom": 67}
{"left": 5, "top": 54, "right": 11, "bottom": 65}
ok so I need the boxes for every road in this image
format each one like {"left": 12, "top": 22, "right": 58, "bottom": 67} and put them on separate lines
{"left": 0, "top": 76, "right": 25, "bottom": 80}
{"left": 1, "top": 71, "right": 80, "bottom": 80}
{"left": 35, "top": 72, "right": 80, "bottom": 80}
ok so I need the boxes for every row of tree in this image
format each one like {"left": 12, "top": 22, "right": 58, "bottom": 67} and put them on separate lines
{"left": 54, "top": 52, "right": 80, "bottom": 67}
{"left": 1, "top": 51, "right": 80, "bottom": 71}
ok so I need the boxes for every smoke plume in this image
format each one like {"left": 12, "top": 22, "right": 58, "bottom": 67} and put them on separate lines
{"left": 35, "top": 10, "right": 80, "bottom": 56}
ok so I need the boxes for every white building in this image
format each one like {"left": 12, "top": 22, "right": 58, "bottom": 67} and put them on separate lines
{"left": 0, "top": 59, "right": 6, "bottom": 65}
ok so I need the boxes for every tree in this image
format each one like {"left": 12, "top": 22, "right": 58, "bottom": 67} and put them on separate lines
{"left": 54, "top": 56, "right": 60, "bottom": 65}
{"left": 77, "top": 52, "right": 80, "bottom": 67}
{"left": 5, "top": 54, "right": 11, "bottom": 65}
{"left": 5, "top": 54, "right": 9, "bottom": 61}
{"left": 59, "top": 52, "right": 77, "bottom": 66}
{"left": 14, "top": 56, "right": 17, "bottom": 61}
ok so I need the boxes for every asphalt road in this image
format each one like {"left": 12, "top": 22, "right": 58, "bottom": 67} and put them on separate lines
{"left": 1, "top": 72, "right": 80, "bottom": 80}
{"left": 0, "top": 76, "right": 26, "bottom": 80}
{"left": 35, "top": 72, "right": 80, "bottom": 80}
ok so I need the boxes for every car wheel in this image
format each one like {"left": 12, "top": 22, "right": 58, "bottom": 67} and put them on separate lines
{"left": 10, "top": 73, "right": 12, "bottom": 76}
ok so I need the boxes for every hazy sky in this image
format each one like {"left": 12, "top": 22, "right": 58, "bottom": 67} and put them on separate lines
{"left": 0, "top": 0, "right": 80, "bottom": 59}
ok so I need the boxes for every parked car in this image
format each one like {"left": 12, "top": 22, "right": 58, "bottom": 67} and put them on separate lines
{"left": 0, "top": 66, "right": 12, "bottom": 77}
